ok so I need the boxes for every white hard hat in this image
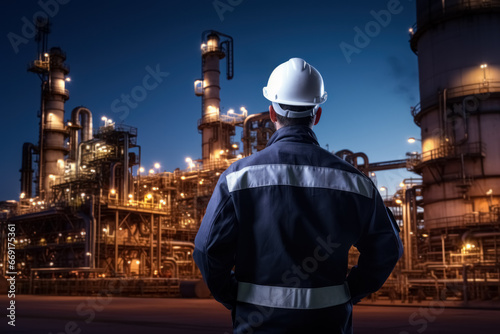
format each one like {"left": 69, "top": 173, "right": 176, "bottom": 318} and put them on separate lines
{"left": 263, "top": 58, "right": 327, "bottom": 118}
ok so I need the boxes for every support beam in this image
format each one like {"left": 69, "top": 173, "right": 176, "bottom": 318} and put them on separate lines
{"left": 368, "top": 159, "right": 408, "bottom": 172}
{"left": 115, "top": 210, "right": 119, "bottom": 274}
{"left": 150, "top": 213, "right": 154, "bottom": 278}
{"left": 158, "top": 216, "right": 162, "bottom": 278}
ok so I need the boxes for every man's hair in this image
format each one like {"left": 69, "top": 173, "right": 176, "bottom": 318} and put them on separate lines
{"left": 276, "top": 104, "right": 315, "bottom": 127}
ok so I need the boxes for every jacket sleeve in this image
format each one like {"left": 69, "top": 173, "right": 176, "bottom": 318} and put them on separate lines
{"left": 193, "top": 174, "right": 238, "bottom": 310}
{"left": 346, "top": 189, "right": 403, "bottom": 303}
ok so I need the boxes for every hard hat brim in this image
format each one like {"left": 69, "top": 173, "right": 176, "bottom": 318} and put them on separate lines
{"left": 263, "top": 87, "right": 327, "bottom": 106}
{"left": 272, "top": 102, "right": 319, "bottom": 118}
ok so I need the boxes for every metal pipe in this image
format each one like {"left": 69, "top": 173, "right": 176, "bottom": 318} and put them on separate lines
{"left": 163, "top": 257, "right": 179, "bottom": 279}
{"left": 122, "top": 132, "right": 129, "bottom": 203}
{"left": 37, "top": 83, "right": 46, "bottom": 198}
{"left": 456, "top": 97, "right": 470, "bottom": 145}
{"left": 70, "top": 106, "right": 93, "bottom": 161}
{"left": 115, "top": 210, "right": 119, "bottom": 274}
{"left": 466, "top": 232, "right": 500, "bottom": 239}
{"left": 20, "top": 142, "right": 37, "bottom": 197}
{"left": 411, "top": 187, "right": 418, "bottom": 269}
{"left": 88, "top": 194, "right": 96, "bottom": 269}
{"left": 403, "top": 188, "right": 414, "bottom": 270}
{"left": 242, "top": 112, "right": 271, "bottom": 156}
{"left": 96, "top": 189, "right": 101, "bottom": 269}
{"left": 462, "top": 230, "right": 500, "bottom": 243}
{"left": 443, "top": 88, "right": 447, "bottom": 144}
{"left": 76, "top": 141, "right": 86, "bottom": 178}
{"left": 110, "top": 162, "right": 123, "bottom": 195}
{"left": 463, "top": 264, "right": 469, "bottom": 303}
{"left": 350, "top": 152, "right": 370, "bottom": 174}
{"left": 158, "top": 216, "right": 162, "bottom": 279}
{"left": 430, "top": 270, "right": 440, "bottom": 299}
{"left": 77, "top": 208, "right": 92, "bottom": 268}
{"left": 167, "top": 241, "right": 195, "bottom": 249}
{"left": 334, "top": 149, "right": 354, "bottom": 160}
{"left": 441, "top": 234, "right": 447, "bottom": 279}
{"left": 150, "top": 213, "right": 154, "bottom": 278}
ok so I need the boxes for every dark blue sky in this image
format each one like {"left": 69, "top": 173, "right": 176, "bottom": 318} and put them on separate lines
{"left": 0, "top": 0, "right": 420, "bottom": 200}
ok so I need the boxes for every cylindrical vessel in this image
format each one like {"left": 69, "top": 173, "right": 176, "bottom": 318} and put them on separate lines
{"left": 41, "top": 47, "right": 70, "bottom": 199}
{"left": 199, "top": 33, "right": 233, "bottom": 165}
{"left": 411, "top": 1, "right": 500, "bottom": 229}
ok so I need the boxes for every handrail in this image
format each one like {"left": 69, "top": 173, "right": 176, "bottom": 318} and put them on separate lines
{"left": 411, "top": 81, "right": 500, "bottom": 121}
{"left": 198, "top": 113, "right": 245, "bottom": 127}
{"left": 416, "top": 142, "right": 486, "bottom": 163}
{"left": 425, "top": 211, "right": 499, "bottom": 229}
{"left": 411, "top": 0, "right": 500, "bottom": 36}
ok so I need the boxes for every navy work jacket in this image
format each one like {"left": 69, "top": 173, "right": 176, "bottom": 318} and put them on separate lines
{"left": 194, "top": 125, "right": 403, "bottom": 334}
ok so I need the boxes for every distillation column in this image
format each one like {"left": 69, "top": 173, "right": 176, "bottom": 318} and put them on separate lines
{"left": 410, "top": 0, "right": 500, "bottom": 230}
{"left": 196, "top": 31, "right": 234, "bottom": 166}
{"left": 38, "top": 47, "right": 70, "bottom": 199}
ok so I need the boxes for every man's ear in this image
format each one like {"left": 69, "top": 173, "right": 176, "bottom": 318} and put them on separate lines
{"left": 313, "top": 107, "right": 322, "bottom": 126}
{"left": 269, "top": 105, "right": 277, "bottom": 123}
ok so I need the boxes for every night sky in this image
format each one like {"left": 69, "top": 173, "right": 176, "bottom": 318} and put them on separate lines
{"left": 0, "top": 0, "right": 420, "bottom": 201}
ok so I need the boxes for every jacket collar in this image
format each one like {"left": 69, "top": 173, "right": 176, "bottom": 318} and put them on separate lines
{"left": 266, "top": 125, "right": 320, "bottom": 147}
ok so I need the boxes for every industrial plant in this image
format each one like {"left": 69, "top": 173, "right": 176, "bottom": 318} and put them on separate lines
{"left": 0, "top": 0, "right": 499, "bottom": 302}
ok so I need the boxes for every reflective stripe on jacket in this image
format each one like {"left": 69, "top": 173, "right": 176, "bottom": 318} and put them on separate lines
{"left": 194, "top": 125, "right": 403, "bottom": 333}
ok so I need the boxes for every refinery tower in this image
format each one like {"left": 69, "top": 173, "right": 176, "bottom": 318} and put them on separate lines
{"left": 0, "top": 2, "right": 499, "bottom": 301}
{"left": 401, "top": 0, "right": 500, "bottom": 301}
{"left": 0, "top": 24, "right": 274, "bottom": 296}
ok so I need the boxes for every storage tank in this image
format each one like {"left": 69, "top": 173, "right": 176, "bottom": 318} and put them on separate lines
{"left": 410, "top": 0, "right": 500, "bottom": 230}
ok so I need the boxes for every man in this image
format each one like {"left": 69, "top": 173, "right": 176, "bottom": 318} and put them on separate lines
{"left": 194, "top": 58, "right": 403, "bottom": 333}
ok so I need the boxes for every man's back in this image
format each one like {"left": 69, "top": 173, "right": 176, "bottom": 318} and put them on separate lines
{"left": 195, "top": 125, "right": 402, "bottom": 333}
{"left": 230, "top": 126, "right": 368, "bottom": 288}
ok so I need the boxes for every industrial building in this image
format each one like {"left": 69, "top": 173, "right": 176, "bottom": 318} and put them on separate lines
{"left": 1, "top": 0, "right": 499, "bottom": 302}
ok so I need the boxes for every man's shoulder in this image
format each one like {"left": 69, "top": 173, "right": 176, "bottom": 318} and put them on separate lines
{"left": 225, "top": 145, "right": 275, "bottom": 171}
{"left": 225, "top": 144, "right": 371, "bottom": 181}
